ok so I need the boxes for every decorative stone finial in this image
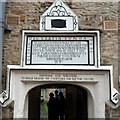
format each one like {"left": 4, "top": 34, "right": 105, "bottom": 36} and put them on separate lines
{"left": 40, "top": 0, "right": 78, "bottom": 31}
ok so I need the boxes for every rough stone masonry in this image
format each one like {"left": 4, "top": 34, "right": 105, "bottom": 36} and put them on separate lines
{"left": 1, "top": 1, "right": 120, "bottom": 119}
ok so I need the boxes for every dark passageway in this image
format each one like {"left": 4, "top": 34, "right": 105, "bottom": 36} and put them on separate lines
{"left": 28, "top": 84, "right": 88, "bottom": 120}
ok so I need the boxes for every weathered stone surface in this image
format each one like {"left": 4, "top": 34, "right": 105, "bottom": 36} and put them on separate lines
{"left": 2, "top": 102, "right": 14, "bottom": 119}
{"left": 2, "top": 1, "right": 120, "bottom": 119}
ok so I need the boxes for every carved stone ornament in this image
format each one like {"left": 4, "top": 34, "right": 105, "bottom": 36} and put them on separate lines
{"left": 40, "top": 0, "right": 78, "bottom": 31}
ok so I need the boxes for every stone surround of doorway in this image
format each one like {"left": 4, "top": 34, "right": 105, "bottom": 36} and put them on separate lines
{"left": 1, "top": 65, "right": 114, "bottom": 119}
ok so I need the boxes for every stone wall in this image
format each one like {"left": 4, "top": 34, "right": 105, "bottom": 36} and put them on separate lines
{"left": 118, "top": 1, "right": 120, "bottom": 88}
{"left": 2, "top": 1, "right": 120, "bottom": 119}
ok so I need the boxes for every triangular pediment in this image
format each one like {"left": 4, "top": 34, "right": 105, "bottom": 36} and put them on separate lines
{"left": 40, "top": 0, "right": 78, "bottom": 31}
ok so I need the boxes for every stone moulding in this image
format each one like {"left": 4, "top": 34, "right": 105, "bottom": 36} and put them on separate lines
{"left": 20, "top": 30, "right": 101, "bottom": 67}
{"left": 0, "top": 65, "right": 120, "bottom": 108}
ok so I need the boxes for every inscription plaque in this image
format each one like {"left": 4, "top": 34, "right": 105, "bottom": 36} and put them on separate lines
{"left": 26, "top": 36, "right": 94, "bottom": 65}
{"left": 20, "top": 71, "right": 96, "bottom": 82}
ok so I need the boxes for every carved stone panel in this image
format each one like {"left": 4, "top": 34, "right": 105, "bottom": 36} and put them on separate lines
{"left": 25, "top": 35, "right": 95, "bottom": 65}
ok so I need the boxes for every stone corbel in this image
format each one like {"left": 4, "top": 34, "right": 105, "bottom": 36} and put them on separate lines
{"left": 0, "top": 66, "right": 12, "bottom": 107}
{"left": 0, "top": 90, "right": 9, "bottom": 107}
{"left": 111, "top": 88, "right": 120, "bottom": 105}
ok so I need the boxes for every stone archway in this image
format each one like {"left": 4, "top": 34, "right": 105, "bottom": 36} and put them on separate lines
{"left": 28, "top": 83, "right": 90, "bottom": 120}
{"left": 1, "top": 68, "right": 111, "bottom": 118}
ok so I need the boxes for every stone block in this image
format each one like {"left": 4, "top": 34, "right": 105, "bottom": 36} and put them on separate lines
{"left": 20, "top": 16, "right": 26, "bottom": 22}
{"left": 104, "top": 20, "right": 118, "bottom": 30}
{"left": 11, "top": 9, "right": 25, "bottom": 15}
{"left": 6, "top": 16, "right": 19, "bottom": 25}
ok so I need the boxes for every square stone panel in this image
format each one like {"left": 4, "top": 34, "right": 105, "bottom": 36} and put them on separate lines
{"left": 103, "top": 20, "right": 118, "bottom": 30}
{"left": 6, "top": 16, "right": 19, "bottom": 25}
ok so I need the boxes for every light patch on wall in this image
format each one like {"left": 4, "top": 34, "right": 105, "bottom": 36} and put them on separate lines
{"left": 103, "top": 20, "right": 118, "bottom": 30}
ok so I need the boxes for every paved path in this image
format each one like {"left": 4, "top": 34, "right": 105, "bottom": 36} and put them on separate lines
{"left": 40, "top": 102, "right": 48, "bottom": 120}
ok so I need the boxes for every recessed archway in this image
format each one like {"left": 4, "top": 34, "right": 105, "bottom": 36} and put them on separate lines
{"left": 28, "top": 83, "right": 89, "bottom": 120}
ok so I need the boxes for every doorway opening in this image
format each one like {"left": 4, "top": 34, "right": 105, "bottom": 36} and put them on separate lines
{"left": 28, "top": 84, "right": 88, "bottom": 120}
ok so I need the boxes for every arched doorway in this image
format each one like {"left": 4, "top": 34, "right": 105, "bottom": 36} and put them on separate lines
{"left": 28, "top": 84, "right": 88, "bottom": 120}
